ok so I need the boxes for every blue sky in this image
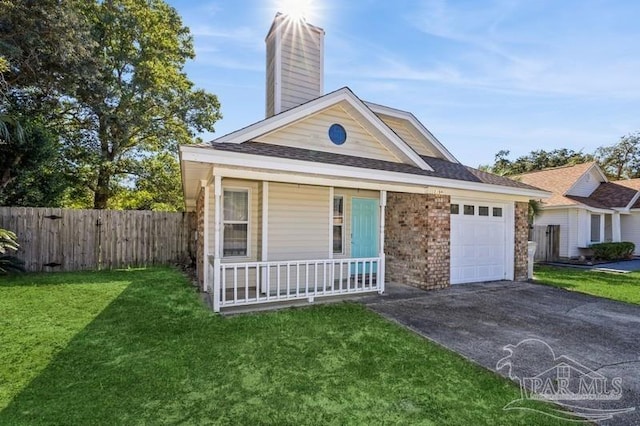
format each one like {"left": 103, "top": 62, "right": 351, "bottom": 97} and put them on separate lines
{"left": 168, "top": 0, "right": 640, "bottom": 167}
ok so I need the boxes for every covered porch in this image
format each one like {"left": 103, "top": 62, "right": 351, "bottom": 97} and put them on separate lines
{"left": 200, "top": 170, "right": 389, "bottom": 312}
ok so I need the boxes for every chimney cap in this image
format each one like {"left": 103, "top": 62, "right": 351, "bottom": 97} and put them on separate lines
{"left": 265, "top": 12, "right": 325, "bottom": 42}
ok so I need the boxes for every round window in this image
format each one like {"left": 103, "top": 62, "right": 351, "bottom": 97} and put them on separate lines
{"left": 328, "top": 123, "right": 347, "bottom": 145}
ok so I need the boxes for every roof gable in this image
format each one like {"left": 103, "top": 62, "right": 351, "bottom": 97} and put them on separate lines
{"left": 214, "top": 87, "right": 433, "bottom": 171}
{"left": 516, "top": 162, "right": 601, "bottom": 207}
{"left": 254, "top": 104, "right": 402, "bottom": 163}
{"left": 365, "top": 101, "right": 459, "bottom": 163}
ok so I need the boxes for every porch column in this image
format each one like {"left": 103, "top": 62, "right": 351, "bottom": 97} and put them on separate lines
{"left": 612, "top": 212, "right": 622, "bottom": 242}
{"left": 201, "top": 180, "right": 210, "bottom": 291}
{"left": 379, "top": 190, "right": 386, "bottom": 294}
{"left": 328, "top": 187, "right": 334, "bottom": 259}
{"left": 212, "top": 175, "right": 222, "bottom": 312}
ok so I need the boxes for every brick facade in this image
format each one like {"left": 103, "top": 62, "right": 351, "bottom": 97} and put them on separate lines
{"left": 385, "top": 192, "right": 451, "bottom": 290}
{"left": 196, "top": 187, "right": 205, "bottom": 290}
{"left": 514, "top": 201, "right": 529, "bottom": 281}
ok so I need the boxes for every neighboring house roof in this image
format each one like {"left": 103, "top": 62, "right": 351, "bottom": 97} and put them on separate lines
{"left": 515, "top": 162, "right": 597, "bottom": 207}
{"left": 204, "top": 142, "right": 541, "bottom": 191}
{"left": 516, "top": 162, "right": 640, "bottom": 210}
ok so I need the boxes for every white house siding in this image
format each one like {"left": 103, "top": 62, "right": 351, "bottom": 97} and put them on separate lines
{"left": 375, "top": 113, "right": 440, "bottom": 157}
{"left": 255, "top": 105, "right": 402, "bottom": 163}
{"left": 567, "top": 168, "right": 602, "bottom": 197}
{"left": 576, "top": 209, "right": 591, "bottom": 249}
{"left": 278, "top": 26, "right": 322, "bottom": 113}
{"left": 333, "top": 188, "right": 379, "bottom": 259}
{"left": 265, "top": 33, "right": 276, "bottom": 117}
{"left": 567, "top": 209, "right": 581, "bottom": 257}
{"left": 208, "top": 179, "right": 261, "bottom": 263}
{"left": 535, "top": 209, "right": 570, "bottom": 258}
{"left": 621, "top": 213, "right": 640, "bottom": 254}
{"left": 267, "top": 183, "right": 330, "bottom": 261}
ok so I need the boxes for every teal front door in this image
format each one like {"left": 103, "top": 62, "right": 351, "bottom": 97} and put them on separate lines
{"left": 351, "top": 198, "right": 379, "bottom": 274}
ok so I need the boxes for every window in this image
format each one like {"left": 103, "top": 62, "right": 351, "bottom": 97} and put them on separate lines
{"left": 493, "top": 207, "right": 503, "bottom": 217}
{"left": 333, "top": 196, "right": 344, "bottom": 254}
{"left": 450, "top": 204, "right": 459, "bottom": 214}
{"left": 479, "top": 206, "right": 489, "bottom": 216}
{"left": 223, "top": 190, "right": 249, "bottom": 257}
{"left": 590, "top": 214, "right": 601, "bottom": 243}
{"left": 464, "top": 205, "right": 475, "bottom": 215}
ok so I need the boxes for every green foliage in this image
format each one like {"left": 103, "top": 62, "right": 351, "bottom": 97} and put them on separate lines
{"left": 0, "top": 228, "right": 24, "bottom": 273}
{"left": 107, "top": 152, "right": 184, "bottom": 211}
{"left": 0, "top": 0, "right": 94, "bottom": 99}
{"left": 1, "top": 0, "right": 220, "bottom": 210}
{"left": 0, "top": 115, "right": 71, "bottom": 206}
{"left": 482, "top": 149, "right": 594, "bottom": 176}
{"left": 590, "top": 242, "right": 635, "bottom": 261}
{"left": 0, "top": 268, "right": 565, "bottom": 425}
{"left": 595, "top": 132, "right": 640, "bottom": 179}
{"left": 61, "top": 0, "right": 221, "bottom": 209}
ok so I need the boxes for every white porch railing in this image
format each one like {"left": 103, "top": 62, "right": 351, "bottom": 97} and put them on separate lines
{"left": 209, "top": 257, "right": 383, "bottom": 311}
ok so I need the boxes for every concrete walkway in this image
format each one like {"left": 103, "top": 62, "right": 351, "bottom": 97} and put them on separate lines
{"left": 362, "top": 281, "right": 640, "bottom": 425}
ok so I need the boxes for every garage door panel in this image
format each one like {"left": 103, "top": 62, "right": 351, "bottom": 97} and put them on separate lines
{"left": 450, "top": 201, "right": 509, "bottom": 285}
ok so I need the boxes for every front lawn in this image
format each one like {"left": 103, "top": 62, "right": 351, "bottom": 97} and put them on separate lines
{"left": 1, "top": 268, "right": 566, "bottom": 425}
{"left": 535, "top": 265, "right": 640, "bottom": 304}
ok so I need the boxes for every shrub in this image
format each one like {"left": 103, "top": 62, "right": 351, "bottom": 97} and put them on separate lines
{"left": 590, "top": 242, "right": 636, "bottom": 261}
{"left": 0, "top": 228, "right": 25, "bottom": 274}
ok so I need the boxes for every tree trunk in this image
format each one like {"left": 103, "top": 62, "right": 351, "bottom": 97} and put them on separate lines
{"left": 93, "top": 166, "right": 111, "bottom": 209}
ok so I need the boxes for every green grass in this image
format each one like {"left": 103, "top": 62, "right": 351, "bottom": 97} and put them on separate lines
{"left": 0, "top": 268, "right": 568, "bottom": 425}
{"left": 535, "top": 265, "right": 640, "bottom": 304}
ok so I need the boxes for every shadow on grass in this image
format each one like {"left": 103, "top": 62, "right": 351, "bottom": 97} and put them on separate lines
{"left": 1, "top": 268, "right": 570, "bottom": 425}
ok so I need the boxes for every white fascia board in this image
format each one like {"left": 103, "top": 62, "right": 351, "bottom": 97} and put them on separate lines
{"left": 624, "top": 191, "right": 640, "bottom": 210}
{"left": 181, "top": 146, "right": 551, "bottom": 199}
{"left": 365, "top": 101, "right": 459, "bottom": 163}
{"left": 213, "top": 88, "right": 433, "bottom": 172}
{"left": 344, "top": 93, "right": 433, "bottom": 171}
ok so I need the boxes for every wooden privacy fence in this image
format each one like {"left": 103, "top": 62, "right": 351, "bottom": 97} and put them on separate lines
{"left": 0, "top": 207, "right": 196, "bottom": 272}
{"left": 531, "top": 224, "right": 560, "bottom": 262}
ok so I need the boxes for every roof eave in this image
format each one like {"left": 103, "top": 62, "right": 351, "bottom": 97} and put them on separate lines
{"left": 180, "top": 145, "right": 551, "bottom": 199}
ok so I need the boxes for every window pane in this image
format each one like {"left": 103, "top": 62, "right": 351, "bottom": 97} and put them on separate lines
{"left": 450, "top": 204, "right": 459, "bottom": 214}
{"left": 479, "top": 206, "right": 489, "bottom": 216}
{"left": 224, "top": 191, "right": 248, "bottom": 221}
{"left": 333, "top": 196, "right": 343, "bottom": 217}
{"left": 590, "top": 215, "right": 601, "bottom": 242}
{"left": 464, "top": 205, "right": 475, "bottom": 215}
{"left": 493, "top": 207, "right": 503, "bottom": 217}
{"left": 333, "top": 225, "right": 343, "bottom": 253}
{"left": 223, "top": 223, "right": 247, "bottom": 256}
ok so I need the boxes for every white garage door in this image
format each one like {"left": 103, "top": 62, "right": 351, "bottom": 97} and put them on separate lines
{"left": 450, "top": 200, "right": 509, "bottom": 284}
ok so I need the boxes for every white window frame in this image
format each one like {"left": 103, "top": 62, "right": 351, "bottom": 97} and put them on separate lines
{"left": 589, "top": 213, "right": 604, "bottom": 244}
{"left": 333, "top": 195, "right": 345, "bottom": 255}
{"left": 222, "top": 187, "right": 251, "bottom": 258}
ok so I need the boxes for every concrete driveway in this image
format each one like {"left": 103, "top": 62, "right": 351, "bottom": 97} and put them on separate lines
{"left": 363, "top": 281, "right": 640, "bottom": 425}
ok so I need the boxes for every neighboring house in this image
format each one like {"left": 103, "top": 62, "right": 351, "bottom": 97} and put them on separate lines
{"left": 517, "top": 162, "right": 640, "bottom": 258}
{"left": 179, "top": 13, "right": 549, "bottom": 312}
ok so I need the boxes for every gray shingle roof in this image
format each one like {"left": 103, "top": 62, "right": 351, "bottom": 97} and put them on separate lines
{"left": 207, "top": 142, "right": 541, "bottom": 191}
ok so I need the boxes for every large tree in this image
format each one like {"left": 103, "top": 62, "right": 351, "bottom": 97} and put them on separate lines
{"left": 1, "top": 0, "right": 221, "bottom": 210}
{"left": 0, "top": 0, "right": 94, "bottom": 207}
{"left": 595, "top": 133, "right": 640, "bottom": 180}
{"left": 481, "top": 148, "right": 594, "bottom": 176}
{"left": 61, "top": 0, "right": 221, "bottom": 209}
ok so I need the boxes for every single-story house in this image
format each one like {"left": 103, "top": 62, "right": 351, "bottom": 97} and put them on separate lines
{"left": 517, "top": 162, "right": 640, "bottom": 258}
{"left": 179, "top": 13, "right": 549, "bottom": 312}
